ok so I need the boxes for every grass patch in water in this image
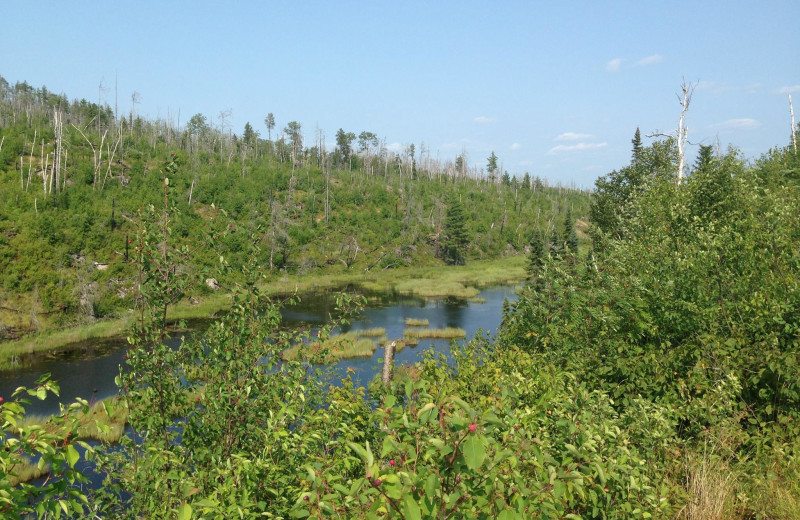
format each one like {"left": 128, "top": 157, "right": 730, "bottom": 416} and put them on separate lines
{"left": 357, "top": 327, "right": 386, "bottom": 338}
{"left": 378, "top": 338, "right": 415, "bottom": 353}
{"left": 395, "top": 280, "right": 480, "bottom": 299}
{"left": 8, "top": 397, "right": 130, "bottom": 484}
{"left": 6, "top": 458, "right": 49, "bottom": 487}
{"left": 15, "top": 397, "right": 130, "bottom": 445}
{"left": 283, "top": 332, "right": 377, "bottom": 363}
{"left": 403, "top": 327, "right": 466, "bottom": 340}
{"left": 469, "top": 297, "right": 487, "bottom": 304}
{"left": 404, "top": 318, "right": 429, "bottom": 327}
{"left": 0, "top": 316, "right": 135, "bottom": 371}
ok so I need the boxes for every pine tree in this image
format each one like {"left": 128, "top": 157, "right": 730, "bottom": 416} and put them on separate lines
{"left": 632, "top": 127, "right": 642, "bottom": 162}
{"left": 549, "top": 227, "right": 563, "bottom": 260}
{"left": 562, "top": 208, "right": 578, "bottom": 255}
{"left": 487, "top": 151, "right": 499, "bottom": 181}
{"left": 693, "top": 144, "right": 715, "bottom": 174}
{"left": 526, "top": 230, "right": 546, "bottom": 283}
{"left": 442, "top": 196, "right": 469, "bottom": 265}
{"left": 522, "top": 172, "right": 531, "bottom": 190}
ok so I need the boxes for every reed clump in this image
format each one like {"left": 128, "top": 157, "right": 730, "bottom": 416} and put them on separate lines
{"left": 357, "top": 327, "right": 386, "bottom": 338}
{"left": 283, "top": 332, "right": 377, "bottom": 363}
{"left": 394, "top": 280, "right": 480, "bottom": 299}
{"left": 403, "top": 327, "right": 466, "bottom": 340}
{"left": 404, "top": 318, "right": 429, "bottom": 327}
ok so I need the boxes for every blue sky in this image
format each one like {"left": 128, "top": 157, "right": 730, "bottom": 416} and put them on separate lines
{"left": 1, "top": 1, "right": 798, "bottom": 187}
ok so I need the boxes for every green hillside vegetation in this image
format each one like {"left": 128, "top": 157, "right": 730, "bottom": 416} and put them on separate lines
{"left": 0, "top": 75, "right": 587, "bottom": 347}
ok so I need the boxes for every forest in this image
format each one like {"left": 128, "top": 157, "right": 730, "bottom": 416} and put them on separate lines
{"left": 1, "top": 76, "right": 800, "bottom": 519}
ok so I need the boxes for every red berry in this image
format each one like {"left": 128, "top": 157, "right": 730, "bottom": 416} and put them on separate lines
{"left": 389, "top": 459, "right": 395, "bottom": 466}
{"left": 469, "top": 423, "right": 477, "bottom": 432}
{"left": 0, "top": 397, "right": 3, "bottom": 403}
{"left": 374, "top": 478, "right": 382, "bottom": 486}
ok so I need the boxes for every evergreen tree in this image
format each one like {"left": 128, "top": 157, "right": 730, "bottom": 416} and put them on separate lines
{"left": 693, "top": 144, "right": 715, "bottom": 174}
{"left": 487, "top": 151, "right": 498, "bottom": 181}
{"left": 562, "top": 208, "right": 578, "bottom": 255}
{"left": 522, "top": 172, "right": 531, "bottom": 190}
{"left": 336, "top": 128, "right": 355, "bottom": 162}
{"left": 549, "top": 227, "right": 563, "bottom": 260}
{"left": 526, "top": 230, "right": 546, "bottom": 283}
{"left": 264, "top": 113, "right": 275, "bottom": 141}
{"left": 441, "top": 196, "right": 469, "bottom": 265}
{"left": 243, "top": 122, "right": 257, "bottom": 146}
{"left": 631, "top": 127, "right": 642, "bottom": 162}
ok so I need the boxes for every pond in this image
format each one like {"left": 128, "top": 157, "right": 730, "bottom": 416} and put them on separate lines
{"left": 0, "top": 284, "right": 518, "bottom": 416}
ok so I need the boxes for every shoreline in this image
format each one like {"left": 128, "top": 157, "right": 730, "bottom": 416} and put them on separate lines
{"left": 0, "top": 256, "right": 525, "bottom": 372}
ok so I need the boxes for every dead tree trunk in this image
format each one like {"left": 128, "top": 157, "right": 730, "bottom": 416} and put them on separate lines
{"left": 382, "top": 341, "right": 396, "bottom": 387}
{"left": 648, "top": 79, "right": 695, "bottom": 182}
{"left": 790, "top": 94, "right": 797, "bottom": 153}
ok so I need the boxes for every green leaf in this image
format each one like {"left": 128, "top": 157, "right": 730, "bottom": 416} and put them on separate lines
{"left": 462, "top": 434, "right": 486, "bottom": 470}
{"left": 65, "top": 444, "right": 80, "bottom": 468}
{"left": 348, "top": 442, "right": 368, "bottom": 462}
{"left": 402, "top": 494, "right": 422, "bottom": 520}
{"left": 177, "top": 502, "right": 192, "bottom": 520}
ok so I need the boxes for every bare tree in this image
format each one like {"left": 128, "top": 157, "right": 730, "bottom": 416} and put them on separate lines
{"left": 71, "top": 123, "right": 107, "bottom": 189}
{"left": 790, "top": 94, "right": 797, "bottom": 153}
{"left": 130, "top": 91, "right": 141, "bottom": 129}
{"left": 648, "top": 79, "right": 695, "bottom": 182}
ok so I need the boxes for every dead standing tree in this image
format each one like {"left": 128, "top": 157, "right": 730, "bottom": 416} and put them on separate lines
{"left": 648, "top": 79, "right": 695, "bottom": 182}
{"left": 789, "top": 94, "right": 797, "bottom": 153}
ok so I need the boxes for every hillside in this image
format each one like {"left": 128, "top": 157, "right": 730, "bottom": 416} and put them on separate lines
{"left": 0, "top": 76, "right": 589, "bottom": 340}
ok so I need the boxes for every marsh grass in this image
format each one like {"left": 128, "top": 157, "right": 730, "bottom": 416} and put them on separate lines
{"left": 283, "top": 332, "right": 377, "bottom": 363}
{"left": 378, "top": 338, "right": 413, "bottom": 353}
{"left": 395, "top": 280, "right": 480, "bottom": 299}
{"left": 404, "top": 318, "right": 429, "bottom": 327}
{"left": 403, "top": 327, "right": 466, "bottom": 340}
{"left": 6, "top": 458, "right": 49, "bottom": 486}
{"left": 357, "top": 327, "right": 386, "bottom": 338}
{"left": 8, "top": 397, "right": 130, "bottom": 484}
{"left": 0, "top": 316, "right": 135, "bottom": 371}
{"left": 15, "top": 397, "right": 130, "bottom": 445}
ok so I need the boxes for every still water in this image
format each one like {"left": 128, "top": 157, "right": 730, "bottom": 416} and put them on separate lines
{"left": 0, "top": 285, "right": 517, "bottom": 416}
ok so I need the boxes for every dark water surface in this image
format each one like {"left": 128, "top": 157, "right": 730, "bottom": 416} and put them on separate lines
{"left": 0, "top": 285, "right": 518, "bottom": 416}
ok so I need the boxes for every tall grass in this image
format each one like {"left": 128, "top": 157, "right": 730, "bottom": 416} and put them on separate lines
{"left": 404, "top": 318, "right": 429, "bottom": 327}
{"left": 8, "top": 397, "right": 130, "bottom": 484}
{"left": 357, "top": 327, "right": 386, "bottom": 338}
{"left": 283, "top": 332, "right": 377, "bottom": 363}
{"left": 403, "top": 327, "right": 466, "bottom": 340}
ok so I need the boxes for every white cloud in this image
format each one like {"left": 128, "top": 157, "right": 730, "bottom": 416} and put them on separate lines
{"left": 547, "top": 142, "right": 608, "bottom": 155}
{"left": 605, "top": 58, "right": 623, "bottom": 72}
{"left": 745, "top": 83, "right": 762, "bottom": 94}
{"left": 634, "top": 54, "right": 663, "bottom": 66}
{"left": 473, "top": 116, "right": 497, "bottom": 124}
{"left": 509, "top": 142, "right": 521, "bottom": 151}
{"left": 777, "top": 85, "right": 800, "bottom": 94}
{"left": 711, "top": 118, "right": 761, "bottom": 130}
{"left": 555, "top": 132, "right": 592, "bottom": 141}
{"left": 518, "top": 160, "right": 534, "bottom": 166}
{"left": 385, "top": 142, "right": 403, "bottom": 152}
